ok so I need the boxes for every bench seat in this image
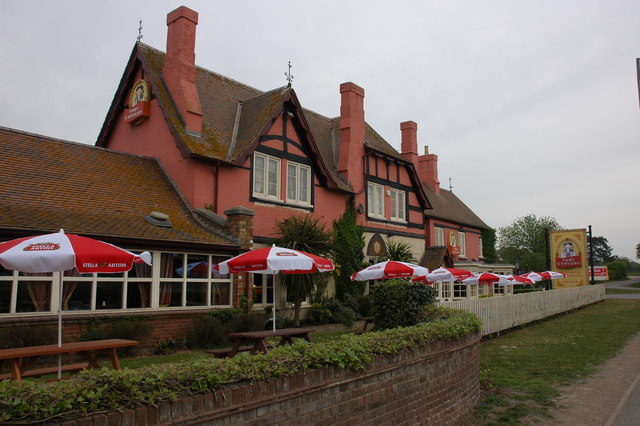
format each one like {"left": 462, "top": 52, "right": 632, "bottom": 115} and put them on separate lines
{"left": 205, "top": 345, "right": 254, "bottom": 358}
{"left": 0, "top": 362, "right": 89, "bottom": 381}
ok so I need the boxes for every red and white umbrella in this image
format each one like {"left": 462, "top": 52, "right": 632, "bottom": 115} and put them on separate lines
{"left": 539, "top": 270, "right": 566, "bottom": 280}
{"left": 412, "top": 267, "right": 474, "bottom": 284}
{"left": 215, "top": 245, "right": 334, "bottom": 275}
{"left": 0, "top": 229, "right": 151, "bottom": 273}
{"left": 520, "top": 272, "right": 543, "bottom": 283}
{"left": 503, "top": 274, "right": 534, "bottom": 285}
{"left": 215, "top": 245, "right": 334, "bottom": 331}
{"left": 350, "top": 260, "right": 429, "bottom": 281}
{"left": 0, "top": 229, "right": 151, "bottom": 378}
{"left": 462, "top": 272, "right": 511, "bottom": 286}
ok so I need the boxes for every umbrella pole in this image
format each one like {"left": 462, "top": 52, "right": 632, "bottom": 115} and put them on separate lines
{"left": 272, "top": 273, "right": 276, "bottom": 332}
{"left": 58, "top": 272, "right": 63, "bottom": 379}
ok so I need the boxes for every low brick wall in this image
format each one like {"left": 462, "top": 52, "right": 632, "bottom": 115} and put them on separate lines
{"left": 61, "top": 332, "right": 480, "bottom": 425}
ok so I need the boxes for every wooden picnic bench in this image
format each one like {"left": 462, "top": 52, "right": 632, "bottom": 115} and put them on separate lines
{"left": 0, "top": 339, "right": 139, "bottom": 384}
{"left": 224, "top": 327, "right": 315, "bottom": 358}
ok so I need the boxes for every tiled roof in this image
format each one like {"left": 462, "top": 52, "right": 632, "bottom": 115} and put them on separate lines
{"left": 107, "top": 43, "right": 425, "bottom": 194}
{"left": 0, "top": 126, "right": 239, "bottom": 249}
{"left": 419, "top": 246, "right": 455, "bottom": 269}
{"left": 422, "top": 184, "right": 489, "bottom": 230}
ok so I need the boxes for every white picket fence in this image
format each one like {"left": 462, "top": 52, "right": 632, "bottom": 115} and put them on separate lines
{"left": 437, "top": 284, "right": 606, "bottom": 336}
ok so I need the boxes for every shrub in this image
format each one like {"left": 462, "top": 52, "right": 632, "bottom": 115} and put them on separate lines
{"left": 153, "top": 337, "right": 187, "bottom": 355}
{"left": 187, "top": 309, "right": 266, "bottom": 349}
{"left": 606, "top": 260, "right": 628, "bottom": 280}
{"left": 0, "top": 310, "right": 481, "bottom": 423}
{"left": 371, "top": 279, "right": 436, "bottom": 329}
{"left": 81, "top": 316, "right": 151, "bottom": 355}
{"left": 0, "top": 325, "right": 56, "bottom": 349}
{"left": 309, "top": 303, "right": 333, "bottom": 324}
{"left": 332, "top": 304, "right": 357, "bottom": 327}
{"left": 356, "top": 295, "right": 373, "bottom": 317}
{"left": 306, "top": 297, "right": 357, "bottom": 326}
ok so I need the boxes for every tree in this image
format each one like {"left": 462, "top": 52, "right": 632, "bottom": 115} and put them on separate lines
{"left": 636, "top": 243, "right": 640, "bottom": 260}
{"left": 275, "top": 215, "right": 333, "bottom": 326}
{"left": 481, "top": 228, "right": 497, "bottom": 263}
{"left": 589, "top": 236, "right": 614, "bottom": 264}
{"left": 497, "top": 214, "right": 563, "bottom": 273}
{"left": 332, "top": 198, "right": 366, "bottom": 300}
{"left": 377, "top": 239, "right": 416, "bottom": 263}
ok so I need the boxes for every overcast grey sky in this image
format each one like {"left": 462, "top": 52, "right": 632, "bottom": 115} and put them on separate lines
{"left": 1, "top": 0, "right": 639, "bottom": 260}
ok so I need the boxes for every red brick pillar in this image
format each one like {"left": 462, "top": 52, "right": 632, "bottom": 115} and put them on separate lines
{"left": 224, "top": 206, "right": 255, "bottom": 307}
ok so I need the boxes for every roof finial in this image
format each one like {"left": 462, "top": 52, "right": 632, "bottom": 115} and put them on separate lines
{"left": 137, "top": 19, "right": 143, "bottom": 42}
{"left": 449, "top": 177, "right": 453, "bottom": 192}
{"left": 284, "top": 61, "right": 294, "bottom": 87}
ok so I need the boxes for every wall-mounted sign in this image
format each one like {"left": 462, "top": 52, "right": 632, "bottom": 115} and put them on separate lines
{"left": 448, "top": 230, "right": 460, "bottom": 256}
{"left": 124, "top": 79, "right": 150, "bottom": 125}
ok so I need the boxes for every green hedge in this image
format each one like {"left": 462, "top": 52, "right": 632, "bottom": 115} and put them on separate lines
{"left": 0, "top": 308, "right": 480, "bottom": 423}
{"left": 371, "top": 279, "right": 436, "bottom": 329}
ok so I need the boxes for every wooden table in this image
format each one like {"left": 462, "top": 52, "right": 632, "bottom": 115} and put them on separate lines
{"left": 226, "top": 328, "right": 315, "bottom": 358}
{"left": 0, "top": 339, "right": 139, "bottom": 383}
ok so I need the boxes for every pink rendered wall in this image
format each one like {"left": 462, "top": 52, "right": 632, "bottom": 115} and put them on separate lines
{"left": 426, "top": 217, "right": 483, "bottom": 262}
{"left": 104, "top": 81, "right": 217, "bottom": 208}
{"left": 214, "top": 116, "right": 349, "bottom": 239}
{"left": 360, "top": 155, "right": 423, "bottom": 238}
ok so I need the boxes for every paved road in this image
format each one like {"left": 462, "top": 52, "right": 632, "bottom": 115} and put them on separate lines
{"left": 604, "top": 276, "right": 640, "bottom": 299}
{"left": 604, "top": 277, "right": 640, "bottom": 425}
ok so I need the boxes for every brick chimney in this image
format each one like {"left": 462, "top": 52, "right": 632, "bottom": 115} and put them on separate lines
{"left": 400, "top": 121, "right": 418, "bottom": 164}
{"left": 418, "top": 145, "right": 440, "bottom": 194}
{"left": 338, "top": 82, "right": 365, "bottom": 188}
{"left": 163, "top": 6, "right": 202, "bottom": 133}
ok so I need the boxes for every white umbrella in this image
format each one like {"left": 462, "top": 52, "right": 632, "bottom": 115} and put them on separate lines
{"left": 462, "top": 272, "right": 512, "bottom": 286}
{"left": 350, "top": 260, "right": 429, "bottom": 281}
{"left": 215, "top": 245, "right": 334, "bottom": 331}
{"left": 0, "top": 229, "right": 151, "bottom": 378}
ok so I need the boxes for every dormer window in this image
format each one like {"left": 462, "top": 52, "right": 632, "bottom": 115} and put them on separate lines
{"left": 253, "top": 152, "right": 280, "bottom": 200}
{"left": 367, "top": 182, "right": 384, "bottom": 219}
{"left": 389, "top": 188, "right": 406, "bottom": 222}
{"left": 287, "top": 162, "right": 311, "bottom": 206}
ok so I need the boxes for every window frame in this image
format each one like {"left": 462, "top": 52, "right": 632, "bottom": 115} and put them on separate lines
{"left": 286, "top": 161, "right": 312, "bottom": 206}
{"left": 367, "top": 182, "right": 385, "bottom": 219}
{"left": 253, "top": 152, "right": 281, "bottom": 201}
{"left": 458, "top": 232, "right": 467, "bottom": 258}
{"left": 435, "top": 227, "right": 445, "bottom": 246}
{"left": 389, "top": 188, "right": 406, "bottom": 222}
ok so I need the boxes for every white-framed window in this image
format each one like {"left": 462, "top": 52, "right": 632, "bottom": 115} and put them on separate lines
{"left": 253, "top": 152, "right": 280, "bottom": 200}
{"left": 0, "top": 251, "right": 233, "bottom": 315}
{"left": 286, "top": 161, "right": 311, "bottom": 206}
{"left": 458, "top": 232, "right": 466, "bottom": 258}
{"left": 389, "top": 188, "right": 406, "bottom": 222}
{"left": 435, "top": 227, "right": 445, "bottom": 246}
{"left": 367, "top": 182, "right": 384, "bottom": 219}
{"left": 252, "top": 274, "right": 274, "bottom": 306}
{"left": 479, "top": 236, "right": 484, "bottom": 259}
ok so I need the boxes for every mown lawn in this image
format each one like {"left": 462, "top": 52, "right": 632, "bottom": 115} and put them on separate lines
{"left": 475, "top": 299, "right": 640, "bottom": 424}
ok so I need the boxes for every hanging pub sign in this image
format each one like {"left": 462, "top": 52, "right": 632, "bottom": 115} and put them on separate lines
{"left": 124, "top": 79, "right": 150, "bottom": 125}
{"left": 448, "top": 230, "right": 460, "bottom": 256}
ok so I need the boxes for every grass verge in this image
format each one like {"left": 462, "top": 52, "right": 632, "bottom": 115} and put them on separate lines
{"left": 475, "top": 299, "right": 640, "bottom": 425}
{"left": 606, "top": 288, "right": 640, "bottom": 294}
